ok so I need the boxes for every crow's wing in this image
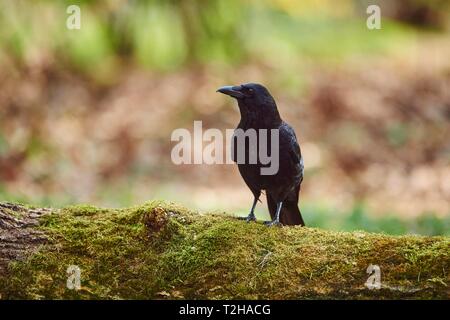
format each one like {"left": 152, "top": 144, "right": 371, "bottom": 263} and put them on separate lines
{"left": 280, "top": 122, "right": 304, "bottom": 180}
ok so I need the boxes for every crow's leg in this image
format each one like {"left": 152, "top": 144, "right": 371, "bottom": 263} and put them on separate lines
{"left": 238, "top": 197, "right": 258, "bottom": 222}
{"left": 246, "top": 197, "right": 258, "bottom": 222}
{"left": 264, "top": 202, "right": 283, "bottom": 227}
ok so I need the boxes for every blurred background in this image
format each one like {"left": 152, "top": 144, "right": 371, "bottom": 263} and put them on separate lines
{"left": 1, "top": 0, "right": 449, "bottom": 235}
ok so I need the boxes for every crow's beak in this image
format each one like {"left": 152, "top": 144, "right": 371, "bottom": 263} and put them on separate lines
{"left": 216, "top": 85, "right": 245, "bottom": 99}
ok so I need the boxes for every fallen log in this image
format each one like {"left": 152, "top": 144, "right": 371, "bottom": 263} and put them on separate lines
{"left": 0, "top": 201, "right": 448, "bottom": 299}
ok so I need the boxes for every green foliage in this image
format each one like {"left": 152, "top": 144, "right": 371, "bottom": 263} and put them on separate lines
{"left": 0, "top": 1, "right": 421, "bottom": 74}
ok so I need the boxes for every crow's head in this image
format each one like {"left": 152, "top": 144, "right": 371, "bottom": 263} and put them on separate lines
{"left": 217, "top": 83, "right": 276, "bottom": 108}
{"left": 217, "top": 83, "right": 280, "bottom": 124}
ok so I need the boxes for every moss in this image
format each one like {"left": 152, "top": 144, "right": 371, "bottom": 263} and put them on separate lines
{"left": 0, "top": 201, "right": 448, "bottom": 299}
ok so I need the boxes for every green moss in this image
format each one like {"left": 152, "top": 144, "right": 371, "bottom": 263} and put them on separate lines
{"left": 0, "top": 201, "right": 448, "bottom": 299}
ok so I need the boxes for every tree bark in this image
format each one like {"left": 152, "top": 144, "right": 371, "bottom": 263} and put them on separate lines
{"left": 0, "top": 203, "right": 50, "bottom": 274}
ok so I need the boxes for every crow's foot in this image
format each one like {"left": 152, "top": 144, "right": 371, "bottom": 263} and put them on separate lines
{"left": 238, "top": 213, "right": 257, "bottom": 223}
{"left": 264, "top": 220, "right": 282, "bottom": 227}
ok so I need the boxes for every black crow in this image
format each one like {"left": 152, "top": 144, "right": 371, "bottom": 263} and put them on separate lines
{"left": 217, "top": 83, "right": 305, "bottom": 226}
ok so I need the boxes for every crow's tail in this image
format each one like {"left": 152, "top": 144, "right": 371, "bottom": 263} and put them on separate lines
{"left": 266, "top": 189, "right": 305, "bottom": 226}
{"left": 281, "top": 198, "right": 305, "bottom": 226}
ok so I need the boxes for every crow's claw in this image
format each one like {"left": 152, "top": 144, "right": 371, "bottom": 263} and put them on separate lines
{"left": 246, "top": 214, "right": 257, "bottom": 222}
{"left": 264, "top": 220, "right": 282, "bottom": 227}
{"left": 238, "top": 213, "right": 257, "bottom": 223}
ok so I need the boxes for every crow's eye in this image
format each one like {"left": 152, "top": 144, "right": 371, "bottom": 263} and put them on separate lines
{"left": 241, "top": 86, "right": 254, "bottom": 96}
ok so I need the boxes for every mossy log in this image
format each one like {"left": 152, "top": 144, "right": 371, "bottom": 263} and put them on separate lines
{"left": 0, "top": 201, "right": 448, "bottom": 299}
